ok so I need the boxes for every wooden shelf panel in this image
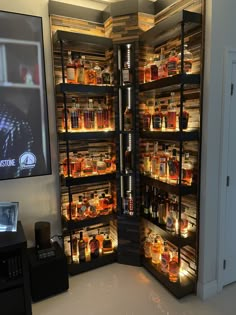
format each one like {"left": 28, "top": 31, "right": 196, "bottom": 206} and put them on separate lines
{"left": 58, "top": 131, "right": 116, "bottom": 141}
{"left": 56, "top": 83, "right": 114, "bottom": 94}
{"left": 62, "top": 173, "right": 116, "bottom": 187}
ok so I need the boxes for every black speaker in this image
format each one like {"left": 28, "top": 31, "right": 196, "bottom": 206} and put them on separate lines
{"left": 35, "top": 221, "right": 51, "bottom": 250}
{"left": 28, "top": 242, "right": 69, "bottom": 302}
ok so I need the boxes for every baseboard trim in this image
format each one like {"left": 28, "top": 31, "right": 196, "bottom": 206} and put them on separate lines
{"left": 197, "top": 280, "right": 218, "bottom": 300}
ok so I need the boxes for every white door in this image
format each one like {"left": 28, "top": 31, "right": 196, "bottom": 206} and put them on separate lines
{"left": 223, "top": 61, "right": 236, "bottom": 286}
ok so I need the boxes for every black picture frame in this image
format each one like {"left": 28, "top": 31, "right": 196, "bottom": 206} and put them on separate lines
{"left": 0, "top": 202, "right": 19, "bottom": 232}
{"left": 0, "top": 10, "right": 51, "bottom": 180}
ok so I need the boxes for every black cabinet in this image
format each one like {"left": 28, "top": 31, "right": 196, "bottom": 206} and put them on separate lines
{"left": 0, "top": 221, "right": 32, "bottom": 315}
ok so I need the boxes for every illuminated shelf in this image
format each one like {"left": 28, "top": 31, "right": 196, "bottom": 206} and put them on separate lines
{"left": 142, "top": 256, "right": 196, "bottom": 299}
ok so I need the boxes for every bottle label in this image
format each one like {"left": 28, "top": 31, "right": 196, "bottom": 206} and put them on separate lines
{"left": 167, "top": 61, "right": 178, "bottom": 75}
{"left": 67, "top": 68, "right": 75, "bottom": 81}
{"left": 102, "top": 73, "right": 110, "bottom": 85}
{"left": 150, "top": 65, "right": 158, "bottom": 81}
{"left": 152, "top": 115, "right": 162, "bottom": 129}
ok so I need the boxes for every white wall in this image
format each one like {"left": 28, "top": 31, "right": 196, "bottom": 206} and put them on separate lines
{"left": 0, "top": 0, "right": 60, "bottom": 245}
{"left": 198, "top": 0, "right": 236, "bottom": 299}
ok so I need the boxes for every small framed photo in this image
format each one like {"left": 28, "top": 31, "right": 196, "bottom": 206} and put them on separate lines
{"left": 0, "top": 202, "right": 18, "bottom": 232}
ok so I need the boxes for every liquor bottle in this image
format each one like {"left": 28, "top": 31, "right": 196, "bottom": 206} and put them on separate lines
{"left": 180, "top": 210, "right": 189, "bottom": 238}
{"left": 102, "top": 98, "right": 110, "bottom": 129}
{"left": 99, "top": 192, "right": 110, "bottom": 216}
{"left": 159, "top": 144, "right": 168, "bottom": 181}
{"left": 177, "top": 44, "right": 193, "bottom": 74}
{"left": 125, "top": 146, "right": 132, "bottom": 173}
{"left": 94, "top": 61, "right": 102, "bottom": 85}
{"left": 61, "top": 104, "right": 70, "bottom": 132}
{"left": 78, "top": 55, "right": 85, "bottom": 84}
{"left": 161, "top": 241, "right": 170, "bottom": 274}
{"left": 123, "top": 106, "right": 132, "bottom": 131}
{"left": 102, "top": 234, "right": 113, "bottom": 254}
{"left": 84, "top": 98, "right": 95, "bottom": 129}
{"left": 144, "top": 233, "right": 152, "bottom": 259}
{"left": 158, "top": 48, "right": 168, "bottom": 79}
{"left": 101, "top": 65, "right": 111, "bottom": 85}
{"left": 122, "top": 62, "right": 131, "bottom": 85}
{"left": 169, "top": 249, "right": 179, "bottom": 282}
{"left": 70, "top": 97, "right": 79, "bottom": 130}
{"left": 182, "top": 152, "right": 193, "bottom": 185}
{"left": 66, "top": 50, "right": 76, "bottom": 83}
{"left": 179, "top": 102, "right": 189, "bottom": 130}
{"left": 151, "top": 141, "right": 159, "bottom": 178}
{"left": 104, "top": 150, "right": 112, "bottom": 173}
{"left": 166, "top": 196, "right": 177, "bottom": 233}
{"left": 73, "top": 54, "right": 80, "bottom": 84}
{"left": 139, "top": 64, "right": 145, "bottom": 84}
{"left": 81, "top": 153, "right": 93, "bottom": 176}
{"left": 62, "top": 152, "right": 75, "bottom": 177}
{"left": 150, "top": 55, "right": 159, "bottom": 81}
{"left": 96, "top": 100, "right": 104, "bottom": 129}
{"left": 168, "top": 148, "right": 179, "bottom": 182}
{"left": 144, "top": 59, "right": 151, "bottom": 83}
{"left": 152, "top": 100, "right": 162, "bottom": 131}
{"left": 143, "top": 142, "right": 151, "bottom": 175}
{"left": 88, "top": 193, "right": 98, "bottom": 218}
{"left": 167, "top": 92, "right": 177, "bottom": 130}
{"left": 142, "top": 104, "right": 152, "bottom": 131}
{"left": 158, "top": 193, "right": 167, "bottom": 225}
{"left": 151, "top": 235, "right": 163, "bottom": 264}
{"left": 151, "top": 187, "right": 158, "bottom": 221}
{"left": 143, "top": 185, "right": 150, "bottom": 216}
{"left": 66, "top": 201, "right": 77, "bottom": 220}
{"left": 96, "top": 230, "right": 104, "bottom": 253}
{"left": 127, "top": 190, "right": 134, "bottom": 216}
{"left": 89, "top": 235, "right": 100, "bottom": 259}
{"left": 72, "top": 234, "right": 78, "bottom": 257}
{"left": 167, "top": 48, "right": 179, "bottom": 76}
{"left": 97, "top": 154, "right": 107, "bottom": 174}
{"left": 78, "top": 231, "right": 86, "bottom": 262}
{"left": 86, "top": 62, "right": 96, "bottom": 85}
{"left": 77, "top": 195, "right": 86, "bottom": 221}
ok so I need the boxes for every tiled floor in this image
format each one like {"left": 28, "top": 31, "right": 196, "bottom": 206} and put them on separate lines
{"left": 32, "top": 263, "right": 236, "bottom": 315}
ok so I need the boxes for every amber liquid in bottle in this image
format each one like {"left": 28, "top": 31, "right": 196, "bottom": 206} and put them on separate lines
{"left": 66, "top": 50, "right": 76, "bottom": 84}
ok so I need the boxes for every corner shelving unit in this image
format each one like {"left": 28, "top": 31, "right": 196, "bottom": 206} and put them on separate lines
{"left": 53, "top": 30, "right": 119, "bottom": 275}
{"left": 138, "top": 9, "right": 202, "bottom": 298}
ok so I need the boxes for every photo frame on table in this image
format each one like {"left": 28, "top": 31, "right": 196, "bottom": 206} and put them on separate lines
{"left": 0, "top": 202, "right": 19, "bottom": 232}
{"left": 0, "top": 10, "right": 51, "bottom": 181}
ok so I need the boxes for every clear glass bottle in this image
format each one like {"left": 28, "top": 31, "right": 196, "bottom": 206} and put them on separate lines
{"left": 142, "top": 104, "right": 152, "bottom": 131}
{"left": 151, "top": 236, "right": 162, "bottom": 264}
{"left": 161, "top": 241, "right": 170, "bottom": 274}
{"left": 102, "top": 98, "right": 110, "bottom": 129}
{"left": 169, "top": 249, "right": 179, "bottom": 282}
{"left": 167, "top": 48, "right": 179, "bottom": 76}
{"left": 94, "top": 61, "right": 102, "bottom": 85}
{"left": 182, "top": 152, "right": 193, "bottom": 185}
{"left": 84, "top": 98, "right": 95, "bottom": 129}
{"left": 96, "top": 100, "right": 104, "bottom": 130}
{"left": 70, "top": 97, "right": 79, "bottom": 130}
{"left": 177, "top": 44, "right": 193, "bottom": 74}
{"left": 158, "top": 48, "right": 168, "bottom": 79}
{"left": 168, "top": 148, "right": 179, "bottom": 183}
{"left": 167, "top": 92, "right": 177, "bottom": 130}
{"left": 180, "top": 210, "right": 189, "bottom": 238}
{"left": 66, "top": 50, "right": 76, "bottom": 84}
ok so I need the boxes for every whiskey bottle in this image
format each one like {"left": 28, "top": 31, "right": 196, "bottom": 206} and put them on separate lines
{"left": 161, "top": 241, "right": 170, "bottom": 274}
{"left": 142, "top": 104, "right": 152, "bottom": 131}
{"left": 151, "top": 142, "right": 159, "bottom": 178}
{"left": 166, "top": 196, "right": 177, "bottom": 233}
{"left": 144, "top": 59, "right": 151, "bottom": 83}
{"left": 167, "top": 48, "right": 179, "bottom": 77}
{"left": 177, "top": 44, "right": 193, "bottom": 74}
{"left": 168, "top": 148, "right": 179, "bottom": 182}
{"left": 180, "top": 210, "right": 189, "bottom": 238}
{"left": 123, "top": 106, "right": 132, "bottom": 131}
{"left": 86, "top": 62, "right": 96, "bottom": 85}
{"left": 104, "top": 151, "right": 112, "bottom": 173}
{"left": 61, "top": 104, "right": 70, "bottom": 132}
{"left": 70, "top": 97, "right": 79, "bottom": 130}
{"left": 158, "top": 193, "right": 167, "bottom": 225}
{"left": 102, "top": 99, "right": 110, "bottom": 129}
{"left": 159, "top": 144, "right": 168, "bottom": 181}
{"left": 89, "top": 235, "right": 100, "bottom": 259}
{"left": 77, "top": 195, "right": 86, "bottom": 220}
{"left": 150, "top": 55, "right": 159, "bottom": 81}
{"left": 144, "top": 234, "right": 152, "bottom": 259}
{"left": 143, "top": 142, "right": 151, "bottom": 175}
{"left": 158, "top": 48, "right": 168, "bottom": 79}
{"left": 84, "top": 98, "right": 95, "bottom": 129}
{"left": 102, "top": 235, "right": 113, "bottom": 254}
{"left": 167, "top": 92, "right": 177, "bottom": 130}
{"left": 72, "top": 234, "right": 78, "bottom": 257}
{"left": 97, "top": 154, "right": 107, "bottom": 175}
{"left": 73, "top": 54, "right": 80, "bottom": 84}
{"left": 81, "top": 153, "right": 93, "bottom": 176}
{"left": 152, "top": 101, "right": 162, "bottom": 131}
{"left": 94, "top": 61, "right": 102, "bottom": 85}
{"left": 179, "top": 103, "right": 189, "bottom": 130}
{"left": 78, "top": 55, "right": 85, "bottom": 84}
{"left": 101, "top": 65, "right": 111, "bottom": 85}
{"left": 66, "top": 50, "right": 76, "bottom": 84}
{"left": 143, "top": 185, "right": 150, "bottom": 216}
{"left": 151, "top": 235, "right": 163, "bottom": 264}
{"left": 96, "top": 100, "right": 104, "bottom": 129}
{"left": 78, "top": 231, "right": 86, "bottom": 263}
{"left": 151, "top": 187, "right": 158, "bottom": 220}
{"left": 169, "top": 249, "right": 179, "bottom": 283}
{"left": 182, "top": 152, "right": 193, "bottom": 185}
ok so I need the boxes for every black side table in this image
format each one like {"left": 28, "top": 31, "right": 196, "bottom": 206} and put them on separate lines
{"left": 27, "top": 242, "right": 69, "bottom": 302}
{"left": 0, "top": 221, "right": 32, "bottom": 315}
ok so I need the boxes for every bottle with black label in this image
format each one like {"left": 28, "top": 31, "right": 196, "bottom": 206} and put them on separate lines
{"left": 78, "top": 231, "right": 86, "bottom": 262}
{"left": 89, "top": 235, "right": 100, "bottom": 259}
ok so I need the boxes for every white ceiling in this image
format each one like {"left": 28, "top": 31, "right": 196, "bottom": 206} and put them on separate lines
{"left": 53, "top": 0, "right": 156, "bottom": 11}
